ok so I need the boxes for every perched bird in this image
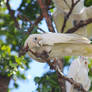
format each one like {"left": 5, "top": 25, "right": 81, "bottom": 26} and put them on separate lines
{"left": 24, "top": 33, "right": 92, "bottom": 62}
{"left": 52, "top": 0, "right": 92, "bottom": 38}
{"left": 66, "top": 56, "right": 91, "bottom": 92}
{"left": 53, "top": 8, "right": 87, "bottom": 36}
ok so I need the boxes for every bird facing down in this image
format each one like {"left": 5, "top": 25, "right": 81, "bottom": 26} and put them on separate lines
{"left": 66, "top": 56, "right": 91, "bottom": 92}
{"left": 24, "top": 33, "right": 92, "bottom": 62}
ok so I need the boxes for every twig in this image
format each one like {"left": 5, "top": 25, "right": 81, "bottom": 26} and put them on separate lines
{"left": 61, "top": 0, "right": 80, "bottom": 33}
{"left": 18, "top": 14, "right": 46, "bottom": 33}
{"left": 18, "top": 14, "right": 43, "bottom": 34}
{"left": 27, "top": 15, "right": 43, "bottom": 34}
{"left": 66, "top": 18, "right": 92, "bottom": 33}
{"left": 18, "top": 14, "right": 32, "bottom": 25}
{"left": 64, "top": 0, "right": 70, "bottom": 9}
{"left": 37, "top": 27, "right": 46, "bottom": 33}
{"left": 37, "top": 0, "right": 55, "bottom": 32}
{"left": 6, "top": 0, "right": 20, "bottom": 29}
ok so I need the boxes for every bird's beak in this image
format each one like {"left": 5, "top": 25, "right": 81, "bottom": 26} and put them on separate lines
{"left": 36, "top": 42, "right": 41, "bottom": 47}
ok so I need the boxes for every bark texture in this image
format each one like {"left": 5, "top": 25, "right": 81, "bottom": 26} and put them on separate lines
{"left": 0, "top": 76, "right": 10, "bottom": 92}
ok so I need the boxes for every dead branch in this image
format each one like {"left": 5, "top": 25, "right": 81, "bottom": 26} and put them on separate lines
{"left": 37, "top": 0, "right": 55, "bottom": 32}
{"left": 66, "top": 18, "right": 92, "bottom": 33}
{"left": 61, "top": 0, "right": 80, "bottom": 33}
{"left": 6, "top": 0, "right": 20, "bottom": 29}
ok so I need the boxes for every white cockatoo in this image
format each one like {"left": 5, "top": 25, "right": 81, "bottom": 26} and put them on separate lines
{"left": 53, "top": 8, "right": 87, "bottom": 36}
{"left": 24, "top": 33, "right": 92, "bottom": 62}
{"left": 52, "top": 0, "right": 92, "bottom": 38}
{"left": 66, "top": 56, "right": 91, "bottom": 92}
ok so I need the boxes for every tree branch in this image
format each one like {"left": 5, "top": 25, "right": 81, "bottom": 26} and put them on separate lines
{"left": 18, "top": 14, "right": 43, "bottom": 34}
{"left": 37, "top": 0, "right": 55, "bottom": 32}
{"left": 57, "top": 66, "right": 87, "bottom": 92}
{"left": 37, "top": 27, "right": 46, "bottom": 33}
{"left": 56, "top": 59, "right": 66, "bottom": 92}
{"left": 18, "top": 0, "right": 53, "bottom": 34}
{"left": 64, "top": 0, "right": 70, "bottom": 9}
{"left": 6, "top": 0, "right": 20, "bottom": 29}
{"left": 66, "top": 18, "right": 92, "bottom": 33}
{"left": 61, "top": 0, "right": 80, "bottom": 33}
{"left": 31, "top": 50, "right": 87, "bottom": 92}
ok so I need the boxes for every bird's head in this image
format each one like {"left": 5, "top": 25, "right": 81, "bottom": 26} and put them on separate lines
{"left": 24, "top": 34, "right": 42, "bottom": 49}
{"left": 79, "top": 56, "right": 88, "bottom": 68}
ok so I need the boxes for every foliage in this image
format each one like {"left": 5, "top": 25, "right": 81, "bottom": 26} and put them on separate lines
{"left": 34, "top": 72, "right": 61, "bottom": 92}
{"left": 84, "top": 0, "right": 92, "bottom": 7}
{"left": 0, "top": 40, "right": 25, "bottom": 77}
{"left": 0, "top": 0, "right": 32, "bottom": 89}
{"left": 18, "top": 0, "right": 41, "bottom": 20}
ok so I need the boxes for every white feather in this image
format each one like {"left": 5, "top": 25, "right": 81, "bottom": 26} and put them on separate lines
{"left": 52, "top": 0, "right": 92, "bottom": 38}
{"left": 66, "top": 56, "right": 91, "bottom": 92}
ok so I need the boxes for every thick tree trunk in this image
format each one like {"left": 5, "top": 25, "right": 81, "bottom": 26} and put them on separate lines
{"left": 0, "top": 76, "right": 10, "bottom": 92}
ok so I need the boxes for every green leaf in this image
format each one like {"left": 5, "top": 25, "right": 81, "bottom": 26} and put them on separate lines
{"left": 14, "top": 83, "right": 19, "bottom": 88}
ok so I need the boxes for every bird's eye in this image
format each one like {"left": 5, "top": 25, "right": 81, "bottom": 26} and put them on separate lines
{"left": 34, "top": 37, "right": 37, "bottom": 40}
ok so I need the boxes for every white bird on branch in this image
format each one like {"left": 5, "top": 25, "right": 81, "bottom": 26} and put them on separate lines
{"left": 51, "top": 1, "right": 92, "bottom": 91}
{"left": 66, "top": 56, "right": 91, "bottom": 92}
{"left": 52, "top": 0, "right": 92, "bottom": 38}
{"left": 24, "top": 33, "right": 92, "bottom": 62}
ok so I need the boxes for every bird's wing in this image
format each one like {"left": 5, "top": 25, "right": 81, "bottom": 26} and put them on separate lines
{"left": 71, "top": 10, "right": 88, "bottom": 37}
{"left": 49, "top": 43, "right": 92, "bottom": 58}
{"left": 66, "top": 58, "right": 80, "bottom": 92}
{"left": 40, "top": 33, "right": 90, "bottom": 46}
{"left": 52, "top": 9, "right": 72, "bottom": 33}
{"left": 68, "top": 59, "right": 80, "bottom": 78}
{"left": 87, "top": 23, "right": 92, "bottom": 39}
{"left": 52, "top": 0, "right": 70, "bottom": 11}
{"left": 85, "top": 7, "right": 92, "bottom": 38}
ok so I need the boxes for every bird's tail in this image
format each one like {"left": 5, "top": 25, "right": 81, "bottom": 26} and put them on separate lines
{"left": 50, "top": 43, "right": 92, "bottom": 58}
